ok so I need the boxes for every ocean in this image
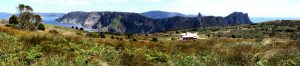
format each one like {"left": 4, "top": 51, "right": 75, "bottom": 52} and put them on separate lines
{"left": 43, "top": 17, "right": 81, "bottom": 28}
{"left": 250, "top": 17, "right": 299, "bottom": 23}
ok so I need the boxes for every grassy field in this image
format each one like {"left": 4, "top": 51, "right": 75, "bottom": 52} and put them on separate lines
{"left": 0, "top": 20, "right": 300, "bottom": 66}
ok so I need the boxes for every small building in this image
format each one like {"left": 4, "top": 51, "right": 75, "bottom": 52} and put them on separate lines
{"left": 179, "top": 32, "right": 199, "bottom": 40}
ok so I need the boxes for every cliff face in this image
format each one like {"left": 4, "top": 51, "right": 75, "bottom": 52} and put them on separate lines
{"left": 56, "top": 11, "right": 252, "bottom": 33}
{"left": 57, "top": 11, "right": 89, "bottom": 24}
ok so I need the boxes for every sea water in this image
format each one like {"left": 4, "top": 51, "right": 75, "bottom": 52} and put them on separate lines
{"left": 43, "top": 17, "right": 81, "bottom": 28}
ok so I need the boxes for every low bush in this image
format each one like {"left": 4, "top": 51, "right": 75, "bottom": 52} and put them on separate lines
{"left": 285, "top": 28, "right": 296, "bottom": 32}
{"left": 132, "top": 39, "right": 137, "bottom": 42}
{"left": 99, "top": 32, "right": 106, "bottom": 38}
{"left": 146, "top": 52, "right": 168, "bottom": 63}
{"left": 111, "top": 36, "right": 115, "bottom": 39}
{"left": 178, "top": 56, "right": 199, "bottom": 66}
{"left": 86, "top": 32, "right": 102, "bottom": 38}
{"left": 25, "top": 46, "right": 43, "bottom": 64}
{"left": 49, "top": 29, "right": 59, "bottom": 34}
{"left": 76, "top": 32, "right": 84, "bottom": 36}
{"left": 37, "top": 24, "right": 45, "bottom": 30}
{"left": 79, "top": 28, "right": 84, "bottom": 30}
{"left": 150, "top": 38, "right": 158, "bottom": 42}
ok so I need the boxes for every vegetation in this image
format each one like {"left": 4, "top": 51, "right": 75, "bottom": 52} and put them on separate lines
{"left": 8, "top": 4, "right": 45, "bottom": 30}
{"left": 109, "top": 15, "right": 122, "bottom": 29}
{"left": 0, "top": 20, "right": 300, "bottom": 66}
{"left": 8, "top": 15, "right": 19, "bottom": 25}
{"left": 37, "top": 24, "right": 45, "bottom": 30}
{"left": 150, "top": 38, "right": 159, "bottom": 42}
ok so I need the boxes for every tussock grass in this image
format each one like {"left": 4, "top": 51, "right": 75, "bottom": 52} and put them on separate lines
{"left": 20, "top": 33, "right": 54, "bottom": 45}
{"left": 0, "top": 26, "right": 24, "bottom": 35}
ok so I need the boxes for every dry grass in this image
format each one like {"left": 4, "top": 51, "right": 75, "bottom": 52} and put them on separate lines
{"left": 0, "top": 26, "right": 26, "bottom": 35}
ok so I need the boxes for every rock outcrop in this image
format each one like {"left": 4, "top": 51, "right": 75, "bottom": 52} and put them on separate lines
{"left": 56, "top": 11, "right": 252, "bottom": 33}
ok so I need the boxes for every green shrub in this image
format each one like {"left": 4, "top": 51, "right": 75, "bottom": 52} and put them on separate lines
{"left": 37, "top": 24, "right": 45, "bottom": 30}
{"left": 111, "top": 36, "right": 115, "bottom": 39}
{"left": 25, "top": 46, "right": 43, "bottom": 64}
{"left": 178, "top": 56, "right": 199, "bottom": 66}
{"left": 132, "top": 39, "right": 137, "bottom": 42}
{"left": 150, "top": 38, "right": 159, "bottom": 42}
{"left": 102, "top": 46, "right": 121, "bottom": 64}
{"left": 230, "top": 34, "right": 237, "bottom": 38}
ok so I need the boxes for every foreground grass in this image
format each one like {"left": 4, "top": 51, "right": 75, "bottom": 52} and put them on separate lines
{"left": 0, "top": 22, "right": 300, "bottom": 66}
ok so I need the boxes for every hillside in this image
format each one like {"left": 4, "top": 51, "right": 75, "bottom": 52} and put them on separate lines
{"left": 0, "top": 20, "right": 299, "bottom": 66}
{"left": 56, "top": 11, "right": 252, "bottom": 33}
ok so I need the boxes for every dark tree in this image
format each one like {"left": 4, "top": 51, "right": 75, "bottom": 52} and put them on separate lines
{"left": 9, "top": 15, "right": 19, "bottom": 25}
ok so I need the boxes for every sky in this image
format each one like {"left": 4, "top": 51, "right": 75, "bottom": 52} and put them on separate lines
{"left": 0, "top": 0, "right": 299, "bottom": 17}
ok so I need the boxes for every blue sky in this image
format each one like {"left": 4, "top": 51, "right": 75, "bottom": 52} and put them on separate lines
{"left": 0, "top": 0, "right": 299, "bottom": 17}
